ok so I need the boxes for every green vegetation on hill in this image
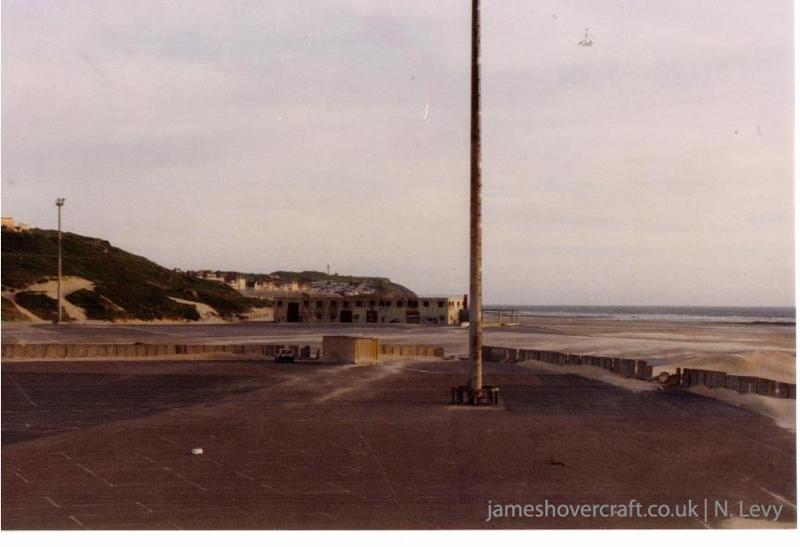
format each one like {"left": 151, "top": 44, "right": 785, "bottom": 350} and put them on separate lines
{"left": 270, "top": 270, "right": 417, "bottom": 298}
{"left": 2, "top": 228, "right": 268, "bottom": 321}
{"left": 1, "top": 296, "right": 30, "bottom": 321}
{"left": 13, "top": 291, "right": 69, "bottom": 322}
{"left": 66, "top": 289, "right": 131, "bottom": 321}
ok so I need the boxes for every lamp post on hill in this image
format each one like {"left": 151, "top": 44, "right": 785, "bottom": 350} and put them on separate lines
{"left": 55, "top": 198, "right": 65, "bottom": 324}
{"left": 451, "top": 0, "right": 498, "bottom": 406}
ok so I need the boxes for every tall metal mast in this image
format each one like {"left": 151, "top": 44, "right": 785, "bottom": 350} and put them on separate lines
{"left": 469, "top": 0, "right": 483, "bottom": 391}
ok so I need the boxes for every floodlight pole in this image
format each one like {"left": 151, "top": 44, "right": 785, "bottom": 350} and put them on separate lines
{"left": 56, "top": 198, "right": 65, "bottom": 323}
{"left": 469, "top": 0, "right": 483, "bottom": 391}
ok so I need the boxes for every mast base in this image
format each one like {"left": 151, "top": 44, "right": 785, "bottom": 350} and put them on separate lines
{"left": 450, "top": 385, "right": 499, "bottom": 406}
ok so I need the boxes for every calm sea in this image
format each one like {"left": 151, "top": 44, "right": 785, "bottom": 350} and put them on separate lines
{"left": 484, "top": 305, "right": 795, "bottom": 324}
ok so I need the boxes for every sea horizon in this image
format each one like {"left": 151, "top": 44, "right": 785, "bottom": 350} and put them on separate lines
{"left": 483, "top": 304, "right": 796, "bottom": 324}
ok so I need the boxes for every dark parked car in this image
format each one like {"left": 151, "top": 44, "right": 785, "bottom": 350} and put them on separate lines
{"left": 275, "top": 347, "right": 295, "bottom": 363}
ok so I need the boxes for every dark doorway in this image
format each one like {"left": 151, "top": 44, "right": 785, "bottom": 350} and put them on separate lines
{"left": 366, "top": 310, "right": 378, "bottom": 323}
{"left": 287, "top": 302, "right": 300, "bottom": 322}
{"left": 339, "top": 309, "right": 353, "bottom": 323}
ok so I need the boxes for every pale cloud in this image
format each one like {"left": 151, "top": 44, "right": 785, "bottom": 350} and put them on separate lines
{"left": 1, "top": 0, "right": 793, "bottom": 305}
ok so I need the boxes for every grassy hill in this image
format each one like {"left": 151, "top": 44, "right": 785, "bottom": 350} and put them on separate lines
{"left": 269, "top": 270, "right": 417, "bottom": 298}
{"left": 2, "top": 228, "right": 268, "bottom": 322}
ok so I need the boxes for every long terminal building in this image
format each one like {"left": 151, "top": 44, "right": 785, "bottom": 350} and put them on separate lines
{"left": 272, "top": 294, "right": 468, "bottom": 325}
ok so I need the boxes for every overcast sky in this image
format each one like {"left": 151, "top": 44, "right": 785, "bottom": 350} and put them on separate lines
{"left": 2, "top": 0, "right": 794, "bottom": 306}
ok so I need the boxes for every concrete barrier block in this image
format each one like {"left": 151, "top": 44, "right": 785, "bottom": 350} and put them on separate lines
{"left": 46, "top": 344, "right": 66, "bottom": 358}
{"left": 635, "top": 361, "right": 651, "bottom": 379}
{"left": 618, "top": 359, "right": 635, "bottom": 378}
{"left": 773, "top": 382, "right": 790, "bottom": 398}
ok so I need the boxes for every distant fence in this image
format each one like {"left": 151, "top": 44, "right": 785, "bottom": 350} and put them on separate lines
{"left": 481, "top": 345, "right": 795, "bottom": 400}
{"left": 1, "top": 343, "right": 311, "bottom": 361}
{"left": 482, "top": 346, "right": 652, "bottom": 380}
{"left": 380, "top": 344, "right": 445, "bottom": 358}
{"left": 680, "top": 367, "right": 795, "bottom": 399}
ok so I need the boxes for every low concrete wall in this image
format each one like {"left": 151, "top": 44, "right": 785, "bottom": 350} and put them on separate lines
{"left": 379, "top": 344, "right": 445, "bottom": 358}
{"left": 1, "top": 343, "right": 310, "bottom": 362}
{"left": 481, "top": 345, "right": 795, "bottom": 400}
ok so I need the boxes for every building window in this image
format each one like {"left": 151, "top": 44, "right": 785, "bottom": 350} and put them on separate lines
{"left": 369, "top": 300, "right": 376, "bottom": 307}
{"left": 315, "top": 301, "right": 323, "bottom": 309}
{"left": 438, "top": 300, "right": 445, "bottom": 308}
{"left": 408, "top": 300, "right": 418, "bottom": 309}
{"left": 439, "top": 314, "right": 445, "bottom": 321}
{"left": 277, "top": 301, "right": 284, "bottom": 307}
{"left": 423, "top": 300, "right": 429, "bottom": 307}
{"left": 343, "top": 301, "right": 350, "bottom": 309}
{"left": 397, "top": 300, "right": 404, "bottom": 307}
{"left": 315, "top": 313, "right": 322, "bottom": 320}
{"left": 354, "top": 314, "right": 360, "bottom": 320}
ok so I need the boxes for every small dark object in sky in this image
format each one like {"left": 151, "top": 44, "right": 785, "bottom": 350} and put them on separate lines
{"left": 578, "top": 28, "right": 594, "bottom": 47}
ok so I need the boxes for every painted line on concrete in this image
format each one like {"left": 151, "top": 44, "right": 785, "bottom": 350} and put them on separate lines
{"left": 15, "top": 470, "right": 31, "bottom": 483}
{"left": 260, "top": 481, "right": 290, "bottom": 497}
{"left": 235, "top": 470, "right": 255, "bottom": 482}
{"left": 352, "top": 424, "right": 398, "bottom": 503}
{"left": 758, "top": 486, "right": 797, "bottom": 509}
{"left": 77, "top": 463, "right": 116, "bottom": 487}
{"left": 43, "top": 496, "right": 61, "bottom": 508}
{"left": 69, "top": 515, "right": 86, "bottom": 529}
{"left": 5, "top": 372, "right": 38, "bottom": 407}
{"left": 163, "top": 466, "right": 207, "bottom": 492}
{"left": 135, "top": 501, "right": 154, "bottom": 513}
